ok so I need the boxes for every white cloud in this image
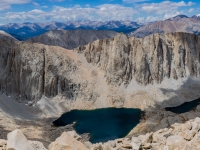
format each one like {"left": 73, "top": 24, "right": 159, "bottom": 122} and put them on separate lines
{"left": 188, "top": 8, "right": 194, "bottom": 13}
{"left": 163, "top": 11, "right": 183, "bottom": 20}
{"left": 123, "top": 0, "right": 151, "bottom": 3}
{"left": 0, "top": 0, "right": 31, "bottom": 11}
{"left": 2, "top": 4, "right": 137, "bottom": 21}
{"left": 136, "top": 17, "right": 145, "bottom": 23}
{"left": 146, "top": 16, "right": 160, "bottom": 22}
{"left": 49, "top": 0, "right": 65, "bottom": 2}
{"left": 32, "top": 2, "right": 39, "bottom": 6}
{"left": 140, "top": 1, "right": 194, "bottom": 14}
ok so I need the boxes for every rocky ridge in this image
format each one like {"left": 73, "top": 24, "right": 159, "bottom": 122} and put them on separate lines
{"left": 130, "top": 15, "right": 200, "bottom": 38}
{"left": 1, "top": 32, "right": 200, "bottom": 111}
{"left": 0, "top": 30, "right": 17, "bottom": 41}
{"left": 27, "top": 29, "right": 118, "bottom": 49}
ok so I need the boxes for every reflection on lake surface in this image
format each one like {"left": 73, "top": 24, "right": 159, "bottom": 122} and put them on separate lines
{"left": 53, "top": 108, "right": 142, "bottom": 143}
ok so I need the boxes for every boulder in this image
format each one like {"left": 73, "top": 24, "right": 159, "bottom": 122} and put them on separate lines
{"left": 67, "top": 131, "right": 82, "bottom": 141}
{"left": 30, "top": 141, "right": 47, "bottom": 150}
{"left": 91, "top": 144, "right": 103, "bottom": 150}
{"left": 48, "top": 132, "right": 89, "bottom": 150}
{"left": 142, "top": 132, "right": 153, "bottom": 144}
{"left": 7, "top": 129, "right": 34, "bottom": 150}
{"left": 166, "top": 135, "right": 186, "bottom": 149}
{"left": 130, "top": 141, "right": 141, "bottom": 150}
{"left": 0, "top": 139, "right": 6, "bottom": 145}
{"left": 0, "top": 139, "right": 6, "bottom": 150}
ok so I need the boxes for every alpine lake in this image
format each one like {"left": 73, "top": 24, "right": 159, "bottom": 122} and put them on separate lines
{"left": 53, "top": 108, "right": 143, "bottom": 143}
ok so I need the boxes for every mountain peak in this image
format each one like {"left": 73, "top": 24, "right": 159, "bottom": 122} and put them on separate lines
{"left": 166, "top": 15, "right": 188, "bottom": 21}
{"left": 191, "top": 15, "right": 200, "bottom": 20}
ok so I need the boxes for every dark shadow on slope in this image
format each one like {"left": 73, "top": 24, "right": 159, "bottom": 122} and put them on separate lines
{"left": 0, "top": 125, "right": 10, "bottom": 139}
{"left": 165, "top": 98, "right": 200, "bottom": 114}
{"left": 134, "top": 77, "right": 200, "bottom": 135}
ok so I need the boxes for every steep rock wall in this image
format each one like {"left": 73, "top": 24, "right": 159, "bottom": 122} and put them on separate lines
{"left": 75, "top": 32, "right": 200, "bottom": 86}
{"left": 0, "top": 40, "right": 82, "bottom": 102}
{"left": 1, "top": 32, "right": 200, "bottom": 109}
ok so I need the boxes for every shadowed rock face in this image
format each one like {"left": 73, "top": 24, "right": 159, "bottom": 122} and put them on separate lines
{"left": 27, "top": 29, "right": 118, "bottom": 49}
{"left": 1, "top": 32, "right": 200, "bottom": 109}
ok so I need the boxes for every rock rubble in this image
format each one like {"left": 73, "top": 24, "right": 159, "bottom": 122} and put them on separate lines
{"left": 3, "top": 117, "right": 200, "bottom": 150}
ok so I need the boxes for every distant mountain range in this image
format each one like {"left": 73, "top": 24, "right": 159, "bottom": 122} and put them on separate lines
{"left": 129, "top": 15, "right": 200, "bottom": 37}
{"left": 27, "top": 29, "right": 117, "bottom": 49}
{"left": 2, "top": 15, "right": 200, "bottom": 40}
{"left": 0, "top": 21, "right": 141, "bottom": 40}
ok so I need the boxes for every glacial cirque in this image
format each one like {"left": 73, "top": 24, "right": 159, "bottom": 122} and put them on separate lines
{"left": 1, "top": 32, "right": 200, "bottom": 148}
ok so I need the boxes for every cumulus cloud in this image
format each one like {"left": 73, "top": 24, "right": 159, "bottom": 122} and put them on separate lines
{"left": 123, "top": 0, "right": 151, "bottom": 3}
{"left": 2, "top": 4, "right": 137, "bottom": 21}
{"left": 0, "top": 0, "right": 31, "bottom": 11}
{"left": 32, "top": 2, "right": 39, "bottom": 6}
{"left": 140, "top": 1, "right": 194, "bottom": 14}
{"left": 188, "top": 8, "right": 194, "bottom": 13}
{"left": 49, "top": 0, "right": 65, "bottom": 2}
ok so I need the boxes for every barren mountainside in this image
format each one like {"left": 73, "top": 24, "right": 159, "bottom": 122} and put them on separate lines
{"left": 27, "top": 29, "right": 117, "bottom": 49}
{"left": 1, "top": 32, "right": 200, "bottom": 110}
{"left": 130, "top": 15, "right": 200, "bottom": 38}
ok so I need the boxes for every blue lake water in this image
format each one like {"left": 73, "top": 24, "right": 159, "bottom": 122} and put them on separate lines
{"left": 165, "top": 98, "right": 200, "bottom": 114}
{"left": 53, "top": 108, "right": 142, "bottom": 143}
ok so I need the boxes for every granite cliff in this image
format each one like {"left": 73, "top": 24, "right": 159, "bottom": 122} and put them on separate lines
{"left": 1, "top": 32, "right": 200, "bottom": 111}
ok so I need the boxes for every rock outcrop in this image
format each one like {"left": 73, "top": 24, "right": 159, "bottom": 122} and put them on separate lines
{"left": 1, "top": 32, "right": 200, "bottom": 109}
{"left": 3, "top": 118, "right": 200, "bottom": 150}
{"left": 95, "top": 117, "right": 200, "bottom": 150}
{"left": 27, "top": 30, "right": 117, "bottom": 49}
{"left": 3, "top": 129, "right": 46, "bottom": 150}
{"left": 75, "top": 32, "right": 200, "bottom": 86}
{"left": 49, "top": 132, "right": 89, "bottom": 150}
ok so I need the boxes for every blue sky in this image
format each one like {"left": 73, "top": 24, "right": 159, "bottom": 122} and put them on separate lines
{"left": 0, "top": 0, "right": 199, "bottom": 24}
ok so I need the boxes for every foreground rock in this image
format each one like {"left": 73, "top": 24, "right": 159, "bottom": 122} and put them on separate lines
{"left": 3, "top": 129, "right": 46, "bottom": 150}
{"left": 2, "top": 118, "right": 200, "bottom": 150}
{"left": 49, "top": 132, "right": 89, "bottom": 150}
{"left": 95, "top": 117, "right": 200, "bottom": 150}
{"left": 7, "top": 129, "right": 34, "bottom": 150}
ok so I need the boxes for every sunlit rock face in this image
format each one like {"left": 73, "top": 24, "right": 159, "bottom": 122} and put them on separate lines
{"left": 1, "top": 32, "right": 200, "bottom": 110}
